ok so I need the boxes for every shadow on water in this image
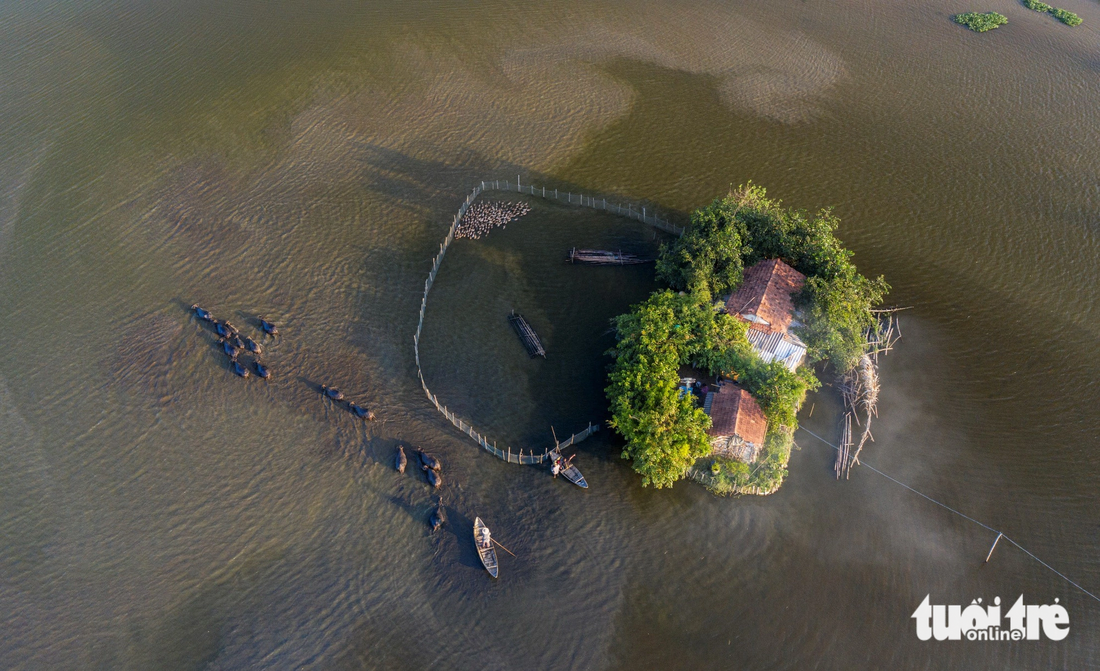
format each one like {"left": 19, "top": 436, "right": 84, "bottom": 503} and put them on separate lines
{"left": 439, "top": 506, "right": 484, "bottom": 572}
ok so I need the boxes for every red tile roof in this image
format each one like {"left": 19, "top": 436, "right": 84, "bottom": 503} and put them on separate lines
{"left": 706, "top": 384, "right": 768, "bottom": 447}
{"left": 726, "top": 259, "right": 806, "bottom": 334}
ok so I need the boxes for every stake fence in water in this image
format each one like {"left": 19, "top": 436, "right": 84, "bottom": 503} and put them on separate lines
{"left": 414, "top": 178, "right": 675, "bottom": 465}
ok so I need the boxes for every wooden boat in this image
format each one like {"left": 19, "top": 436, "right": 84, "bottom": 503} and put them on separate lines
{"left": 508, "top": 311, "right": 546, "bottom": 359}
{"left": 568, "top": 248, "right": 651, "bottom": 265}
{"left": 549, "top": 447, "right": 588, "bottom": 489}
{"left": 474, "top": 517, "right": 498, "bottom": 578}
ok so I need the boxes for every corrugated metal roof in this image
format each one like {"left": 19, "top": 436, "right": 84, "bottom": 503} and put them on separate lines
{"left": 746, "top": 327, "right": 807, "bottom": 372}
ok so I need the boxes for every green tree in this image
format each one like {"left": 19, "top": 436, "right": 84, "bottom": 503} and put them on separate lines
{"left": 798, "top": 272, "right": 888, "bottom": 371}
{"left": 656, "top": 198, "right": 747, "bottom": 296}
{"left": 606, "top": 290, "right": 724, "bottom": 488}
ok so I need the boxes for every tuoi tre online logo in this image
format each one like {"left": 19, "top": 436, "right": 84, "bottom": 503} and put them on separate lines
{"left": 912, "top": 595, "right": 1069, "bottom": 641}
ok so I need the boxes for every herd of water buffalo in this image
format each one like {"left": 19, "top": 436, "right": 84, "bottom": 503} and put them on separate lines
{"left": 192, "top": 303, "right": 445, "bottom": 530}
{"left": 396, "top": 445, "right": 447, "bottom": 532}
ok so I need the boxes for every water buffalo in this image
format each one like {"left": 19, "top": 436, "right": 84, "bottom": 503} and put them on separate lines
{"left": 220, "top": 339, "right": 239, "bottom": 358}
{"left": 255, "top": 361, "right": 271, "bottom": 379}
{"left": 191, "top": 305, "right": 214, "bottom": 322}
{"left": 349, "top": 402, "right": 375, "bottom": 420}
{"left": 417, "top": 449, "right": 442, "bottom": 472}
{"left": 321, "top": 384, "right": 344, "bottom": 401}
{"left": 429, "top": 499, "right": 445, "bottom": 532}
{"left": 395, "top": 446, "right": 407, "bottom": 474}
{"left": 214, "top": 322, "right": 231, "bottom": 337}
{"left": 259, "top": 316, "right": 279, "bottom": 336}
{"left": 244, "top": 337, "right": 262, "bottom": 354}
{"left": 427, "top": 469, "right": 442, "bottom": 489}
{"left": 231, "top": 360, "right": 249, "bottom": 378}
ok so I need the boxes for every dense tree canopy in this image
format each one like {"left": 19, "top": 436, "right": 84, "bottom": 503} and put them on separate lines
{"left": 656, "top": 184, "right": 888, "bottom": 372}
{"left": 608, "top": 183, "right": 886, "bottom": 491}
{"left": 605, "top": 290, "right": 746, "bottom": 488}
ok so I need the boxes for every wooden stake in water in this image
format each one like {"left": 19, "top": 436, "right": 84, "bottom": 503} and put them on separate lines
{"left": 985, "top": 532, "right": 1004, "bottom": 563}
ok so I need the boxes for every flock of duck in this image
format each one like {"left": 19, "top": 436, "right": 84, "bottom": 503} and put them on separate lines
{"left": 454, "top": 200, "right": 531, "bottom": 240}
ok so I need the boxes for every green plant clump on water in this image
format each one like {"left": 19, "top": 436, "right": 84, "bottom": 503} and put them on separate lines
{"left": 1022, "top": 0, "right": 1083, "bottom": 26}
{"left": 953, "top": 11, "right": 1009, "bottom": 32}
{"left": 606, "top": 184, "right": 885, "bottom": 493}
{"left": 1050, "top": 8, "right": 1083, "bottom": 26}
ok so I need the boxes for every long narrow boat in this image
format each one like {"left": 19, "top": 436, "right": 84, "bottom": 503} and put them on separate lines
{"left": 474, "top": 517, "right": 499, "bottom": 578}
{"left": 508, "top": 311, "right": 547, "bottom": 359}
{"left": 568, "top": 248, "right": 652, "bottom": 265}
{"left": 549, "top": 447, "right": 588, "bottom": 489}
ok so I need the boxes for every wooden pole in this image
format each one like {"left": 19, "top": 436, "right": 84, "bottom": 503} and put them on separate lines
{"left": 492, "top": 538, "right": 517, "bottom": 557}
{"left": 985, "top": 532, "right": 1004, "bottom": 563}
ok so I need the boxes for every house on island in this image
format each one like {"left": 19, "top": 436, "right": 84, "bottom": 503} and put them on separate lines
{"left": 704, "top": 383, "right": 768, "bottom": 463}
{"left": 702, "top": 258, "right": 809, "bottom": 464}
{"left": 725, "top": 258, "right": 808, "bottom": 372}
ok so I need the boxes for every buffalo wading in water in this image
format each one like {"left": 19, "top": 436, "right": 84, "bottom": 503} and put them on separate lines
{"left": 220, "top": 338, "right": 239, "bottom": 358}
{"left": 349, "top": 402, "right": 375, "bottom": 420}
{"left": 417, "top": 449, "right": 441, "bottom": 472}
{"left": 429, "top": 497, "right": 445, "bottom": 532}
{"left": 259, "top": 316, "right": 279, "bottom": 337}
{"left": 395, "top": 446, "right": 407, "bottom": 473}
{"left": 191, "top": 304, "right": 214, "bottom": 322}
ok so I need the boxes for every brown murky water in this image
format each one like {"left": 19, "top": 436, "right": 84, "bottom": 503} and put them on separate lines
{"left": 1, "top": 0, "right": 1098, "bottom": 667}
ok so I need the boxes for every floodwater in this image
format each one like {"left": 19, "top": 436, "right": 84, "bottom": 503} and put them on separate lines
{"left": 1, "top": 0, "right": 1098, "bottom": 667}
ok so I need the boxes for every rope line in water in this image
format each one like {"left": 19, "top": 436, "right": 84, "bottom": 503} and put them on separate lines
{"left": 797, "top": 427, "right": 1100, "bottom": 604}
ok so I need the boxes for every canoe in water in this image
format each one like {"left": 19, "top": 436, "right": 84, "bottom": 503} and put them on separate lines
{"left": 474, "top": 517, "right": 498, "bottom": 578}
{"left": 550, "top": 447, "right": 588, "bottom": 489}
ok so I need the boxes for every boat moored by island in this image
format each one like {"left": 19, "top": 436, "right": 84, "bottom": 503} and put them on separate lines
{"left": 567, "top": 248, "right": 651, "bottom": 265}
{"left": 474, "top": 517, "right": 499, "bottom": 578}
{"left": 549, "top": 446, "right": 588, "bottom": 489}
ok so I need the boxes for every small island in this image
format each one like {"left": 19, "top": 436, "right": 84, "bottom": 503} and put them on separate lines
{"left": 605, "top": 184, "right": 889, "bottom": 495}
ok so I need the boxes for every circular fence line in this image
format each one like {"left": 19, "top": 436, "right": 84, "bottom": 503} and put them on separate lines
{"left": 413, "top": 178, "right": 682, "bottom": 464}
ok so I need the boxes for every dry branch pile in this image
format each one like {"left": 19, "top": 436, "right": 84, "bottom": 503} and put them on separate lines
{"left": 835, "top": 312, "right": 901, "bottom": 479}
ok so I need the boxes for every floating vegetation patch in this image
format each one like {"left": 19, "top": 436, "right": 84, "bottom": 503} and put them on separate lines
{"left": 953, "top": 11, "right": 1009, "bottom": 31}
{"left": 1050, "top": 7, "right": 1083, "bottom": 25}
{"left": 1022, "top": 0, "right": 1083, "bottom": 25}
{"left": 1023, "top": 0, "right": 1053, "bottom": 11}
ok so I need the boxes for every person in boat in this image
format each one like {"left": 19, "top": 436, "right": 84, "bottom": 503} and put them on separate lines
{"left": 551, "top": 459, "right": 561, "bottom": 478}
{"left": 480, "top": 525, "right": 491, "bottom": 549}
